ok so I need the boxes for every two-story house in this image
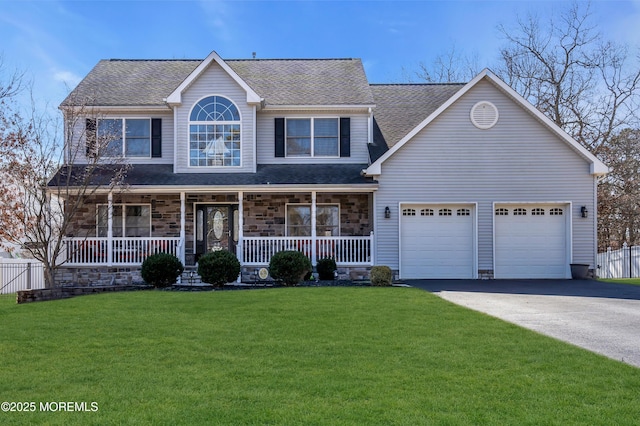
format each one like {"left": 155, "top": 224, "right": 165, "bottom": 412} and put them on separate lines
{"left": 50, "top": 51, "right": 607, "bottom": 284}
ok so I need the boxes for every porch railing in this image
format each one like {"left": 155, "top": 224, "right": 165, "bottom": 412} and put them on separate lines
{"left": 242, "top": 234, "right": 373, "bottom": 266}
{"left": 61, "top": 234, "right": 373, "bottom": 267}
{"left": 63, "top": 237, "right": 182, "bottom": 266}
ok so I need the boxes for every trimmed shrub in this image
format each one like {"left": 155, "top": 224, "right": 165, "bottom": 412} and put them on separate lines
{"left": 269, "top": 250, "right": 312, "bottom": 286}
{"left": 197, "top": 250, "right": 241, "bottom": 288}
{"left": 316, "top": 257, "right": 337, "bottom": 280}
{"left": 141, "top": 253, "right": 184, "bottom": 288}
{"left": 370, "top": 265, "right": 393, "bottom": 286}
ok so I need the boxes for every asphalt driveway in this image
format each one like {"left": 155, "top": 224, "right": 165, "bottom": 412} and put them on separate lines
{"left": 408, "top": 279, "right": 640, "bottom": 368}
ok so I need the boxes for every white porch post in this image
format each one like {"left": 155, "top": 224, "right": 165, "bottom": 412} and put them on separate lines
{"left": 311, "top": 191, "right": 317, "bottom": 265}
{"left": 237, "top": 191, "right": 244, "bottom": 263}
{"left": 107, "top": 192, "right": 113, "bottom": 266}
{"left": 180, "top": 192, "right": 186, "bottom": 264}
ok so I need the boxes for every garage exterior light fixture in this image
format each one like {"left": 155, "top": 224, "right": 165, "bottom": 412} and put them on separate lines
{"left": 384, "top": 206, "right": 391, "bottom": 219}
{"left": 581, "top": 206, "right": 588, "bottom": 218}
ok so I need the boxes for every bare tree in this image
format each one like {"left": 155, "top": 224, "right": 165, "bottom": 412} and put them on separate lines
{"left": 406, "top": 43, "right": 481, "bottom": 83}
{"left": 0, "top": 69, "right": 129, "bottom": 287}
{"left": 0, "top": 54, "right": 24, "bottom": 101}
{"left": 597, "top": 129, "right": 640, "bottom": 250}
{"left": 496, "top": 2, "right": 640, "bottom": 155}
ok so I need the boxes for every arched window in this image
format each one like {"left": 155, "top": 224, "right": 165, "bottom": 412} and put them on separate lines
{"left": 189, "top": 96, "right": 241, "bottom": 167}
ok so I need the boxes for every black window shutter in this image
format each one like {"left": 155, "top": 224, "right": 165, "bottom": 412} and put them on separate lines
{"left": 151, "top": 118, "right": 162, "bottom": 158}
{"left": 340, "top": 117, "right": 350, "bottom": 157}
{"left": 275, "top": 117, "right": 285, "bottom": 157}
{"left": 85, "top": 118, "right": 96, "bottom": 157}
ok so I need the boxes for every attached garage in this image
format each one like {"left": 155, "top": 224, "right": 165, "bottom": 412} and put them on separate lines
{"left": 494, "top": 203, "right": 570, "bottom": 279}
{"left": 400, "top": 204, "right": 476, "bottom": 279}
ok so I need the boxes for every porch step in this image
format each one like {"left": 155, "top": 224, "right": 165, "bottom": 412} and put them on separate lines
{"left": 180, "top": 268, "right": 204, "bottom": 285}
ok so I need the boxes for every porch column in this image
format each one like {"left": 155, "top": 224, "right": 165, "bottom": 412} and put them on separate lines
{"left": 237, "top": 191, "right": 244, "bottom": 264}
{"left": 311, "top": 191, "right": 317, "bottom": 265}
{"left": 107, "top": 192, "right": 113, "bottom": 266}
{"left": 180, "top": 192, "right": 185, "bottom": 264}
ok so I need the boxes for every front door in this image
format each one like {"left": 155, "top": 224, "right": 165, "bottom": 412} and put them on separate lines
{"left": 195, "top": 205, "right": 238, "bottom": 261}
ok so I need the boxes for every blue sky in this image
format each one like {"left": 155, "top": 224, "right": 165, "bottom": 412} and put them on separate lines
{"left": 2, "top": 0, "right": 639, "bottom": 111}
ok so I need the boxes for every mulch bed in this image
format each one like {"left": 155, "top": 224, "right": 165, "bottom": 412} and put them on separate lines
{"left": 168, "top": 279, "right": 371, "bottom": 291}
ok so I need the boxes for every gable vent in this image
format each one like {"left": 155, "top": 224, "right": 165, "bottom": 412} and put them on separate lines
{"left": 470, "top": 101, "right": 499, "bottom": 129}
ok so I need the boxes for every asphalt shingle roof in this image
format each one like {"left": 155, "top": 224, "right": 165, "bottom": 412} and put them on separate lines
{"left": 49, "top": 164, "right": 376, "bottom": 188}
{"left": 61, "top": 57, "right": 374, "bottom": 107}
{"left": 61, "top": 60, "right": 200, "bottom": 107}
{"left": 227, "top": 59, "right": 374, "bottom": 106}
{"left": 58, "top": 54, "right": 467, "bottom": 169}
{"left": 370, "top": 83, "right": 464, "bottom": 148}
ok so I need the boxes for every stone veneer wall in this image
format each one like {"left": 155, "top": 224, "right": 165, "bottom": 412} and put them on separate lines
{"left": 243, "top": 193, "right": 372, "bottom": 237}
{"left": 17, "top": 284, "right": 151, "bottom": 304}
{"left": 66, "top": 191, "right": 371, "bottom": 239}
{"left": 65, "top": 194, "right": 184, "bottom": 238}
{"left": 55, "top": 266, "right": 143, "bottom": 286}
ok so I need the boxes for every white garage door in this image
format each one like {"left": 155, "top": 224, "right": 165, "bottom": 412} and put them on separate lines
{"left": 494, "top": 204, "right": 568, "bottom": 279}
{"left": 400, "top": 204, "right": 475, "bottom": 279}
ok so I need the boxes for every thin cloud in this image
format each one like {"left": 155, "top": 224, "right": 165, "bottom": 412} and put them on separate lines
{"left": 52, "top": 70, "right": 82, "bottom": 88}
{"left": 198, "top": 0, "right": 237, "bottom": 43}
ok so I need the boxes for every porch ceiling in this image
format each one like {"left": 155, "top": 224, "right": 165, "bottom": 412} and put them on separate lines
{"left": 48, "top": 164, "right": 378, "bottom": 192}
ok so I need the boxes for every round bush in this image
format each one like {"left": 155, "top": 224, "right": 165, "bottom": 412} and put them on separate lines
{"left": 197, "top": 250, "right": 241, "bottom": 287}
{"left": 141, "top": 253, "right": 184, "bottom": 288}
{"left": 370, "top": 265, "right": 393, "bottom": 286}
{"left": 316, "top": 257, "right": 337, "bottom": 280}
{"left": 269, "top": 250, "right": 312, "bottom": 286}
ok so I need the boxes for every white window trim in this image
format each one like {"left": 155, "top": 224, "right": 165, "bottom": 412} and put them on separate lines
{"left": 98, "top": 118, "right": 152, "bottom": 159}
{"left": 97, "top": 203, "right": 152, "bottom": 237}
{"left": 285, "top": 203, "right": 341, "bottom": 236}
{"left": 187, "top": 94, "right": 242, "bottom": 168}
{"left": 285, "top": 117, "right": 340, "bottom": 158}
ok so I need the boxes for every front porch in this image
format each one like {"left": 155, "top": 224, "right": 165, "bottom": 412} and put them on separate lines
{"left": 61, "top": 190, "right": 375, "bottom": 269}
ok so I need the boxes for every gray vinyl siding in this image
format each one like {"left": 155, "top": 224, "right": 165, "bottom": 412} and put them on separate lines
{"left": 257, "top": 111, "right": 370, "bottom": 164}
{"left": 174, "top": 62, "right": 255, "bottom": 173}
{"left": 67, "top": 110, "right": 173, "bottom": 164}
{"left": 374, "top": 79, "right": 597, "bottom": 272}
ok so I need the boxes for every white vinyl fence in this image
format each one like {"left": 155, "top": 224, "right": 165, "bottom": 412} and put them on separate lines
{"left": 597, "top": 244, "right": 640, "bottom": 279}
{"left": 0, "top": 259, "right": 45, "bottom": 294}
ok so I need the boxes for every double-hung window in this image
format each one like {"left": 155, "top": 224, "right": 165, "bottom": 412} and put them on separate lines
{"left": 97, "top": 204, "right": 151, "bottom": 237}
{"left": 286, "top": 204, "right": 340, "bottom": 236}
{"left": 98, "top": 118, "right": 151, "bottom": 157}
{"left": 286, "top": 118, "right": 339, "bottom": 157}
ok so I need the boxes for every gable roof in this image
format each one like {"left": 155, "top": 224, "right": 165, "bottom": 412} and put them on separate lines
{"left": 166, "top": 51, "right": 261, "bottom": 105}
{"left": 60, "top": 52, "right": 374, "bottom": 108}
{"left": 365, "top": 69, "right": 609, "bottom": 176}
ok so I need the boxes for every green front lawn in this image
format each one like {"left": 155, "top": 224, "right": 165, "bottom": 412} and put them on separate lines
{"left": 600, "top": 278, "right": 640, "bottom": 286}
{"left": 1, "top": 288, "right": 639, "bottom": 425}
